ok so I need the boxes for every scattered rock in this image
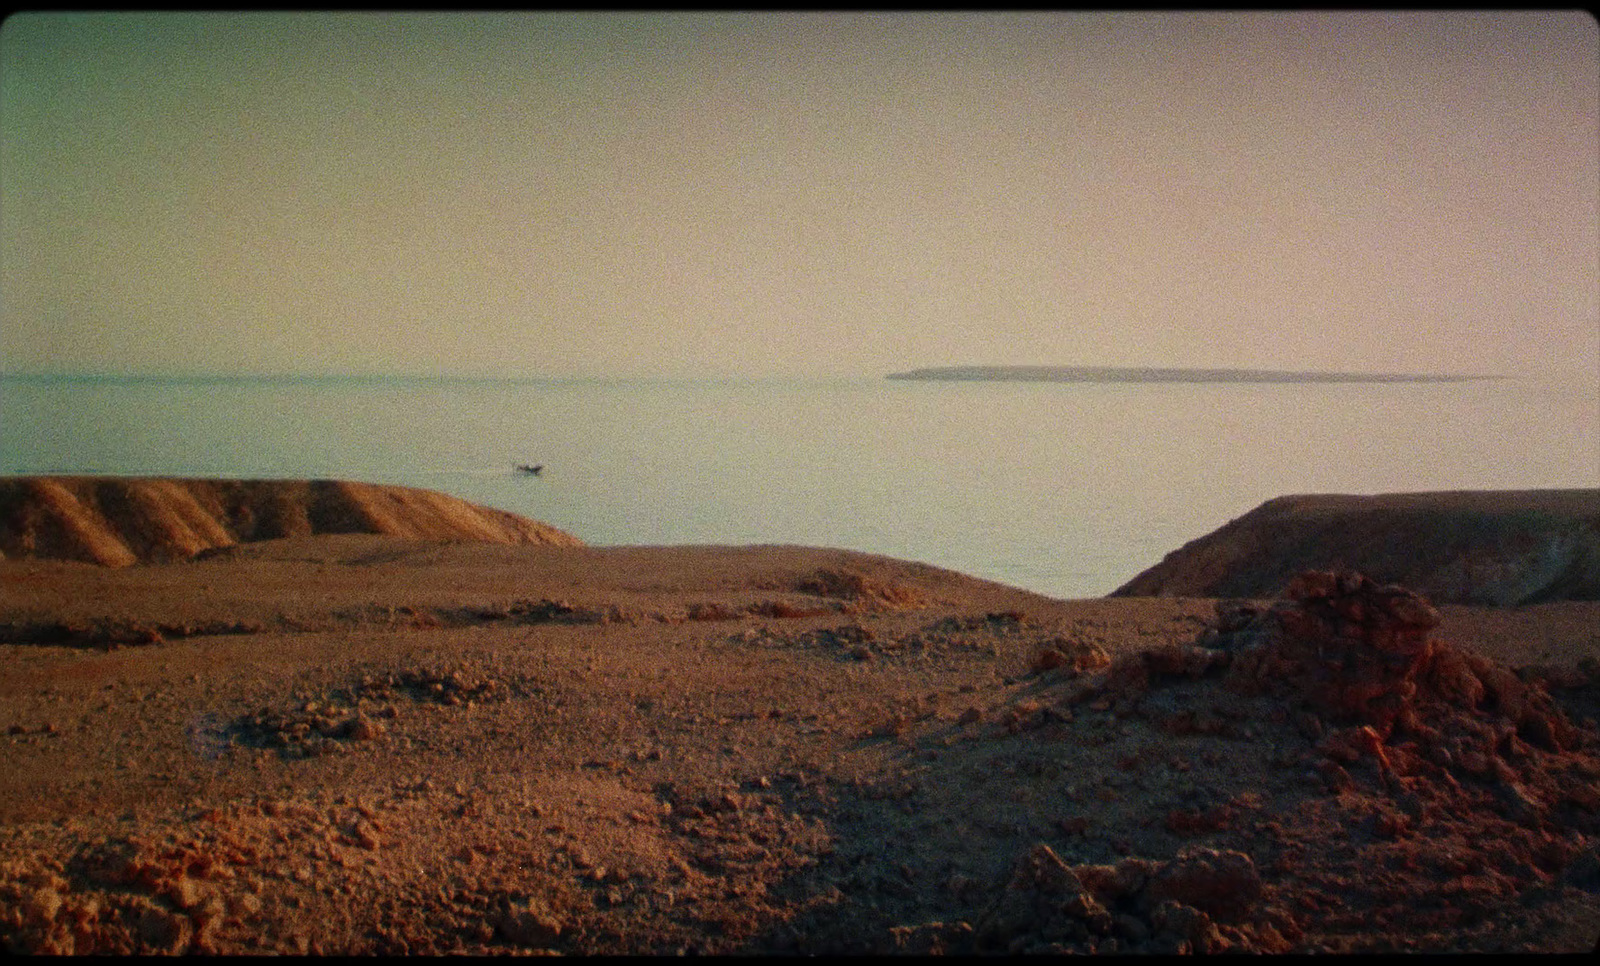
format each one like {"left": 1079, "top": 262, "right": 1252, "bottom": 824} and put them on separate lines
{"left": 796, "top": 568, "right": 922, "bottom": 609}
{"left": 686, "top": 602, "right": 741, "bottom": 622}
{"left": 498, "top": 899, "right": 564, "bottom": 947}
{"left": 1144, "top": 847, "right": 1263, "bottom": 923}
{"left": 1031, "top": 637, "right": 1111, "bottom": 676}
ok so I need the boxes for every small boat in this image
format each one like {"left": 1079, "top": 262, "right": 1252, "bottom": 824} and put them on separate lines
{"left": 515, "top": 463, "right": 543, "bottom": 476}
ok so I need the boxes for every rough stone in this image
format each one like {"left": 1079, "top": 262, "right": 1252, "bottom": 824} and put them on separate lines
{"left": 498, "top": 899, "right": 564, "bottom": 947}
{"left": 1144, "top": 847, "right": 1263, "bottom": 923}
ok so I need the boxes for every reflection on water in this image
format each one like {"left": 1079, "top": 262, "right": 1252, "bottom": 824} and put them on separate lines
{"left": 3, "top": 374, "right": 1595, "bottom": 600}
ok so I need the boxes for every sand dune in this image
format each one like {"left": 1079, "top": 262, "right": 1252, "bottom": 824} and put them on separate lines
{"left": 0, "top": 476, "right": 581, "bottom": 566}
{"left": 1114, "top": 490, "right": 1600, "bottom": 606}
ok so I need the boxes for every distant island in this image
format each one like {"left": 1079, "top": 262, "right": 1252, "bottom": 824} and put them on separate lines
{"left": 885, "top": 365, "right": 1498, "bottom": 384}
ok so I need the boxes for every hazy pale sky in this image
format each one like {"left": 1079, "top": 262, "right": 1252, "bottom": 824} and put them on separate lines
{"left": 2, "top": 11, "right": 1596, "bottom": 380}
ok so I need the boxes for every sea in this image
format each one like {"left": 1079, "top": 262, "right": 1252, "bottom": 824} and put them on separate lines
{"left": 2, "top": 372, "right": 1596, "bottom": 601}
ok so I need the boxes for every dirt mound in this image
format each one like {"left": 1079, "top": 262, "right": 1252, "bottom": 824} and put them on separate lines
{"left": 1113, "top": 490, "right": 1600, "bottom": 605}
{"left": 0, "top": 476, "right": 581, "bottom": 566}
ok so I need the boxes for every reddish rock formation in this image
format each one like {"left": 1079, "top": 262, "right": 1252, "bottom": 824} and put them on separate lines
{"left": 1012, "top": 569, "right": 1600, "bottom": 952}
{"left": 1206, "top": 569, "right": 1587, "bottom": 761}
{"left": 971, "top": 842, "right": 1288, "bottom": 954}
{"left": 0, "top": 476, "right": 581, "bottom": 566}
{"left": 1221, "top": 570, "right": 1444, "bottom": 729}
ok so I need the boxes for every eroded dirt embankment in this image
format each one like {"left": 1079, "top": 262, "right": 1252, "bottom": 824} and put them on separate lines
{"left": 1114, "top": 490, "right": 1600, "bottom": 606}
{"left": 0, "top": 476, "right": 581, "bottom": 567}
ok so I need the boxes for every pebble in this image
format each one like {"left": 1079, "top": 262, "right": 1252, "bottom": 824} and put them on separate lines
{"left": 353, "top": 821, "right": 382, "bottom": 850}
{"left": 170, "top": 876, "right": 207, "bottom": 909}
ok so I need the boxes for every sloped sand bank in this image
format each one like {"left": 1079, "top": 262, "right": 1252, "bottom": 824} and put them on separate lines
{"left": 2, "top": 536, "right": 1597, "bottom": 953}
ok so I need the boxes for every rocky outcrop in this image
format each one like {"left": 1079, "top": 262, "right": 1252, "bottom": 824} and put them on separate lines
{"left": 970, "top": 842, "right": 1279, "bottom": 954}
{"left": 0, "top": 476, "right": 582, "bottom": 566}
{"left": 1095, "top": 569, "right": 1597, "bottom": 823}
{"left": 990, "top": 570, "right": 1600, "bottom": 953}
{"left": 1209, "top": 570, "right": 1584, "bottom": 751}
{"left": 1112, "top": 490, "right": 1600, "bottom": 606}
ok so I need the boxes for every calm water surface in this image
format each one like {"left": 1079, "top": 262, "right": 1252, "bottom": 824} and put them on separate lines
{"left": 3, "top": 374, "right": 1595, "bottom": 599}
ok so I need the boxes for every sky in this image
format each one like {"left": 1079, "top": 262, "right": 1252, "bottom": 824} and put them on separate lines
{"left": 2, "top": 11, "right": 1596, "bottom": 381}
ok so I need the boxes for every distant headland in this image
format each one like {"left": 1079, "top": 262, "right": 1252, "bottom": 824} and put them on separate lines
{"left": 885, "top": 365, "right": 1499, "bottom": 384}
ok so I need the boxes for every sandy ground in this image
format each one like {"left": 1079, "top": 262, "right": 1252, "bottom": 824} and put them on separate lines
{"left": 2, "top": 536, "right": 1598, "bottom": 954}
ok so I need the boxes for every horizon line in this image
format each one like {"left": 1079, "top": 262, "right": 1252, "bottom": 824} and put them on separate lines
{"left": 0, "top": 368, "right": 885, "bottom": 385}
{"left": 2, "top": 363, "right": 1515, "bottom": 383}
